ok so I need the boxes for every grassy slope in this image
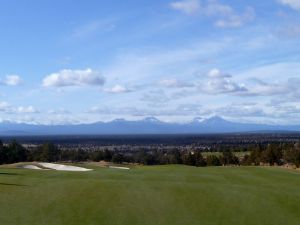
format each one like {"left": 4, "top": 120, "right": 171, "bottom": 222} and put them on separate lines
{"left": 0, "top": 165, "right": 300, "bottom": 225}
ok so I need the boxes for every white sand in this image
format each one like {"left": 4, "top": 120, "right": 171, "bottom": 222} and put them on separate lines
{"left": 22, "top": 165, "right": 43, "bottom": 170}
{"left": 38, "top": 163, "right": 93, "bottom": 171}
{"left": 109, "top": 166, "right": 130, "bottom": 170}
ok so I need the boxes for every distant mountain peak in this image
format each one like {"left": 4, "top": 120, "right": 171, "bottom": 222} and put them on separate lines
{"left": 142, "top": 117, "right": 161, "bottom": 123}
{"left": 203, "top": 116, "right": 228, "bottom": 124}
{"left": 111, "top": 118, "right": 127, "bottom": 123}
{"left": 191, "top": 117, "right": 203, "bottom": 123}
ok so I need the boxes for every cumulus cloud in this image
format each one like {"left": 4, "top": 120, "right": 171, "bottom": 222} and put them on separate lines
{"left": 207, "top": 68, "right": 231, "bottom": 78}
{"left": 199, "top": 70, "right": 300, "bottom": 97}
{"left": 104, "top": 84, "right": 131, "bottom": 93}
{"left": 16, "top": 106, "right": 39, "bottom": 114}
{"left": 42, "top": 68, "right": 105, "bottom": 87}
{"left": 0, "top": 75, "right": 22, "bottom": 86}
{"left": 200, "top": 69, "right": 247, "bottom": 94}
{"left": 279, "top": 0, "right": 300, "bottom": 11}
{"left": 0, "top": 102, "right": 39, "bottom": 114}
{"left": 155, "top": 69, "right": 299, "bottom": 98}
{"left": 170, "top": 0, "right": 255, "bottom": 28}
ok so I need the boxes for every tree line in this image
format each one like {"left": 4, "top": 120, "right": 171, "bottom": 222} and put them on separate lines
{"left": 0, "top": 140, "right": 300, "bottom": 168}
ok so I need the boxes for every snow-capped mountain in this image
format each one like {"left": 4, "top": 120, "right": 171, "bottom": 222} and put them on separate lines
{"left": 0, "top": 116, "right": 299, "bottom": 135}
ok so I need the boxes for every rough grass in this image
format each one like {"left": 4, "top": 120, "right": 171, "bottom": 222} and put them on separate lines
{"left": 0, "top": 164, "right": 300, "bottom": 225}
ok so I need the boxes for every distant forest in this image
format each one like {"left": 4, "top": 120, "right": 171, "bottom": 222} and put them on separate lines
{"left": 0, "top": 140, "right": 300, "bottom": 168}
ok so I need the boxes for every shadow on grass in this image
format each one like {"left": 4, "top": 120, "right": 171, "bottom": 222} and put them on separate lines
{"left": 0, "top": 172, "right": 21, "bottom": 176}
{"left": 0, "top": 183, "right": 28, "bottom": 186}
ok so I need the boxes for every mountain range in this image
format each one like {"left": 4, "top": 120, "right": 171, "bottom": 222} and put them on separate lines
{"left": 0, "top": 116, "right": 300, "bottom": 136}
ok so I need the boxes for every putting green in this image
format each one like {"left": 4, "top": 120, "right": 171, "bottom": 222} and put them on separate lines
{"left": 0, "top": 165, "right": 300, "bottom": 225}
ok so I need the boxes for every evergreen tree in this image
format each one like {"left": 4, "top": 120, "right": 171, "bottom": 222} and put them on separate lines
{"left": 206, "top": 155, "right": 221, "bottom": 166}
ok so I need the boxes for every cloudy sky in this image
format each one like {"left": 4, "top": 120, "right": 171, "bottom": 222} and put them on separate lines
{"left": 0, "top": 0, "right": 300, "bottom": 125}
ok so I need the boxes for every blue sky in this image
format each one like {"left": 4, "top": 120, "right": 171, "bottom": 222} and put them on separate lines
{"left": 0, "top": 0, "right": 300, "bottom": 125}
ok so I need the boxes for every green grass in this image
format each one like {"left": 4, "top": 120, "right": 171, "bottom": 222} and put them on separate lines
{"left": 1, "top": 165, "right": 300, "bottom": 225}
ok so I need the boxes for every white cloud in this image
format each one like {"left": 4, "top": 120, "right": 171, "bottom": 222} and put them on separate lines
{"left": 170, "top": 0, "right": 201, "bottom": 15}
{"left": 47, "top": 109, "right": 71, "bottom": 114}
{"left": 199, "top": 68, "right": 300, "bottom": 98}
{"left": 86, "top": 104, "right": 210, "bottom": 117}
{"left": 0, "top": 75, "right": 22, "bottom": 86}
{"left": 16, "top": 106, "right": 39, "bottom": 114}
{"left": 216, "top": 103, "right": 267, "bottom": 117}
{"left": 42, "top": 68, "right": 105, "bottom": 87}
{"left": 0, "top": 102, "right": 39, "bottom": 114}
{"left": 158, "top": 79, "right": 193, "bottom": 88}
{"left": 200, "top": 69, "right": 247, "bottom": 94}
{"left": 104, "top": 84, "right": 131, "bottom": 93}
{"left": 207, "top": 68, "right": 231, "bottom": 78}
{"left": 247, "top": 82, "right": 287, "bottom": 96}
{"left": 212, "top": 102, "right": 300, "bottom": 125}
{"left": 0, "top": 102, "right": 11, "bottom": 112}
{"left": 279, "top": 0, "right": 300, "bottom": 11}
{"left": 170, "top": 0, "right": 255, "bottom": 28}
{"left": 241, "top": 77, "right": 300, "bottom": 97}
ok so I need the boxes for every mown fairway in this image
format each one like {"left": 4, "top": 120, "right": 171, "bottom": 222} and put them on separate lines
{"left": 0, "top": 165, "right": 300, "bottom": 225}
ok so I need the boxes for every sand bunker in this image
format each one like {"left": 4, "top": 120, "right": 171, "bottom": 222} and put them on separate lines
{"left": 38, "top": 163, "right": 93, "bottom": 171}
{"left": 22, "top": 165, "right": 44, "bottom": 170}
{"left": 109, "top": 166, "right": 130, "bottom": 170}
